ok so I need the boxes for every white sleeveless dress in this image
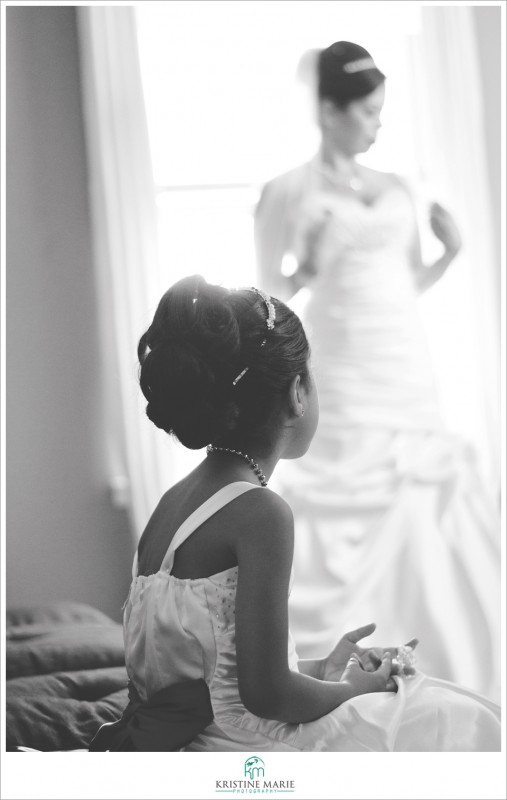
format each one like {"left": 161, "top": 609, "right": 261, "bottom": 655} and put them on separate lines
{"left": 123, "top": 482, "right": 500, "bottom": 752}
{"left": 263, "top": 173, "right": 501, "bottom": 702}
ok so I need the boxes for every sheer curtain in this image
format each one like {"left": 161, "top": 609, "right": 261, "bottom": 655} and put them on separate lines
{"left": 408, "top": 5, "right": 501, "bottom": 491}
{"left": 78, "top": 6, "right": 174, "bottom": 537}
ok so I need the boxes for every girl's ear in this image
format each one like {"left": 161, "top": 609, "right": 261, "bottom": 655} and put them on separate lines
{"left": 287, "top": 374, "right": 304, "bottom": 418}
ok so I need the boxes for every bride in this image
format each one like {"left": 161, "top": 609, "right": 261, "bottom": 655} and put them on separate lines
{"left": 254, "top": 41, "right": 501, "bottom": 701}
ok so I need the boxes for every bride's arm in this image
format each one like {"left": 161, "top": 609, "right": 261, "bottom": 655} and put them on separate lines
{"left": 406, "top": 192, "right": 462, "bottom": 293}
{"left": 410, "top": 212, "right": 461, "bottom": 293}
{"left": 394, "top": 175, "right": 461, "bottom": 293}
{"left": 254, "top": 180, "right": 297, "bottom": 301}
{"left": 254, "top": 171, "right": 320, "bottom": 301}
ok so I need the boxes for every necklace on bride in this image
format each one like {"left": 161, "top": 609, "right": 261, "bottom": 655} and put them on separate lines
{"left": 206, "top": 445, "right": 268, "bottom": 487}
{"left": 317, "top": 159, "right": 364, "bottom": 193}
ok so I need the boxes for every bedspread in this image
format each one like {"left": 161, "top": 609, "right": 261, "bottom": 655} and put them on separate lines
{"left": 6, "top": 602, "right": 129, "bottom": 751}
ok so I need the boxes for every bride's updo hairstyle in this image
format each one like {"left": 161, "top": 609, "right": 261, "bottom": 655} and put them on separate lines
{"left": 318, "top": 41, "right": 385, "bottom": 108}
{"left": 138, "top": 275, "right": 310, "bottom": 450}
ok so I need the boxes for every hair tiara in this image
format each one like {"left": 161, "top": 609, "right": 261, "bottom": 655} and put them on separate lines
{"left": 232, "top": 288, "right": 276, "bottom": 386}
{"left": 343, "top": 57, "right": 376, "bottom": 74}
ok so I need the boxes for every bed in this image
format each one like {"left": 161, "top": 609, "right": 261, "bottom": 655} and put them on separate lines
{"left": 5, "top": 601, "right": 129, "bottom": 751}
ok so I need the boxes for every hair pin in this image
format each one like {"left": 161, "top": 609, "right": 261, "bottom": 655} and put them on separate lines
{"left": 231, "top": 287, "right": 276, "bottom": 387}
{"left": 250, "top": 288, "right": 276, "bottom": 330}
{"left": 232, "top": 367, "right": 249, "bottom": 386}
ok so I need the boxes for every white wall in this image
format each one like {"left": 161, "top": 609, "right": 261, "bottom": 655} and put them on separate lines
{"left": 6, "top": 6, "right": 134, "bottom": 621}
{"left": 473, "top": 4, "right": 501, "bottom": 294}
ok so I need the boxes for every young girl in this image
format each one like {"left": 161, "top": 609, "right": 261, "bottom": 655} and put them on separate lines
{"left": 92, "top": 275, "right": 500, "bottom": 752}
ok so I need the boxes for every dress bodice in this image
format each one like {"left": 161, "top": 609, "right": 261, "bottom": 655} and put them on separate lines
{"left": 295, "top": 183, "right": 416, "bottom": 304}
{"left": 288, "top": 175, "right": 417, "bottom": 320}
{"left": 287, "top": 179, "right": 441, "bottom": 431}
{"left": 123, "top": 483, "right": 299, "bottom": 710}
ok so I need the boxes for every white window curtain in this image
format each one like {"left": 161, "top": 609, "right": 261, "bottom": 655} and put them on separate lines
{"left": 408, "top": 5, "right": 501, "bottom": 491}
{"left": 78, "top": 6, "right": 175, "bottom": 537}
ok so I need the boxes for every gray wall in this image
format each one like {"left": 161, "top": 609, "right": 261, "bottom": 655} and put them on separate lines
{"left": 6, "top": 6, "right": 133, "bottom": 621}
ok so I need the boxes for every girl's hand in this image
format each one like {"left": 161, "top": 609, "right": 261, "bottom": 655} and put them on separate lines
{"left": 321, "top": 623, "right": 418, "bottom": 682}
{"left": 340, "top": 652, "right": 396, "bottom": 697}
{"left": 429, "top": 202, "right": 462, "bottom": 256}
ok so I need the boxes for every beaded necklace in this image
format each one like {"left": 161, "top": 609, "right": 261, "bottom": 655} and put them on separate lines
{"left": 206, "top": 445, "right": 268, "bottom": 487}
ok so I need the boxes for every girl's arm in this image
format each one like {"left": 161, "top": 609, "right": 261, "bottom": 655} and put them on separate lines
{"left": 297, "top": 658, "right": 324, "bottom": 678}
{"left": 234, "top": 490, "right": 394, "bottom": 724}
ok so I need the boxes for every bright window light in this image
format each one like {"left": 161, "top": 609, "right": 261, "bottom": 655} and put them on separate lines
{"left": 135, "top": 2, "right": 497, "bottom": 486}
{"left": 136, "top": 1, "right": 422, "bottom": 292}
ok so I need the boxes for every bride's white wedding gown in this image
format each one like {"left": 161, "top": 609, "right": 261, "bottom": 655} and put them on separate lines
{"left": 123, "top": 483, "right": 500, "bottom": 751}
{"left": 263, "top": 171, "right": 501, "bottom": 701}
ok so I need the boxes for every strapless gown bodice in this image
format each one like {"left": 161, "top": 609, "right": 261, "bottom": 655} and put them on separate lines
{"left": 290, "top": 184, "right": 441, "bottom": 431}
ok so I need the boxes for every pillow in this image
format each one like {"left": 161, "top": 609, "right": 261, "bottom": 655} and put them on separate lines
{"left": 6, "top": 602, "right": 117, "bottom": 629}
{"left": 7, "top": 623, "right": 125, "bottom": 679}
{"left": 6, "top": 668, "right": 129, "bottom": 751}
{"left": 7, "top": 666, "right": 128, "bottom": 702}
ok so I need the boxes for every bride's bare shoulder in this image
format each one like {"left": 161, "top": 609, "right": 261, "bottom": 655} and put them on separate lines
{"left": 358, "top": 166, "right": 413, "bottom": 205}
{"left": 358, "top": 164, "right": 401, "bottom": 190}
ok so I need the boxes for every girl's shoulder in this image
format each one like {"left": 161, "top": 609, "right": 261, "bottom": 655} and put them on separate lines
{"left": 226, "top": 486, "right": 294, "bottom": 560}
{"left": 158, "top": 479, "right": 293, "bottom": 546}
{"left": 138, "top": 482, "right": 293, "bottom": 578}
{"left": 233, "top": 488, "right": 295, "bottom": 574}
{"left": 227, "top": 486, "right": 294, "bottom": 537}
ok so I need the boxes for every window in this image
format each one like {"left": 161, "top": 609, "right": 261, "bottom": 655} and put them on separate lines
{"left": 136, "top": 1, "right": 422, "bottom": 292}
{"left": 135, "top": 2, "right": 499, "bottom": 488}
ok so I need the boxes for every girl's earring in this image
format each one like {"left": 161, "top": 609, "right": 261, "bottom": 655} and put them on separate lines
{"left": 301, "top": 409, "right": 305, "bottom": 417}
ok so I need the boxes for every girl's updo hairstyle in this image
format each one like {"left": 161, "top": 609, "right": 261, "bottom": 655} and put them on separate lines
{"left": 137, "top": 275, "right": 310, "bottom": 450}
{"left": 318, "top": 40, "right": 385, "bottom": 109}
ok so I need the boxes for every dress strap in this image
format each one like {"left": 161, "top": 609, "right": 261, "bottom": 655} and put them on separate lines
{"left": 131, "top": 551, "right": 139, "bottom": 580}
{"left": 159, "top": 482, "right": 261, "bottom": 574}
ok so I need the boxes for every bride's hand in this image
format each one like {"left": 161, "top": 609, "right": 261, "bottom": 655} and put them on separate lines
{"left": 320, "top": 623, "right": 418, "bottom": 685}
{"left": 429, "top": 202, "right": 462, "bottom": 256}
